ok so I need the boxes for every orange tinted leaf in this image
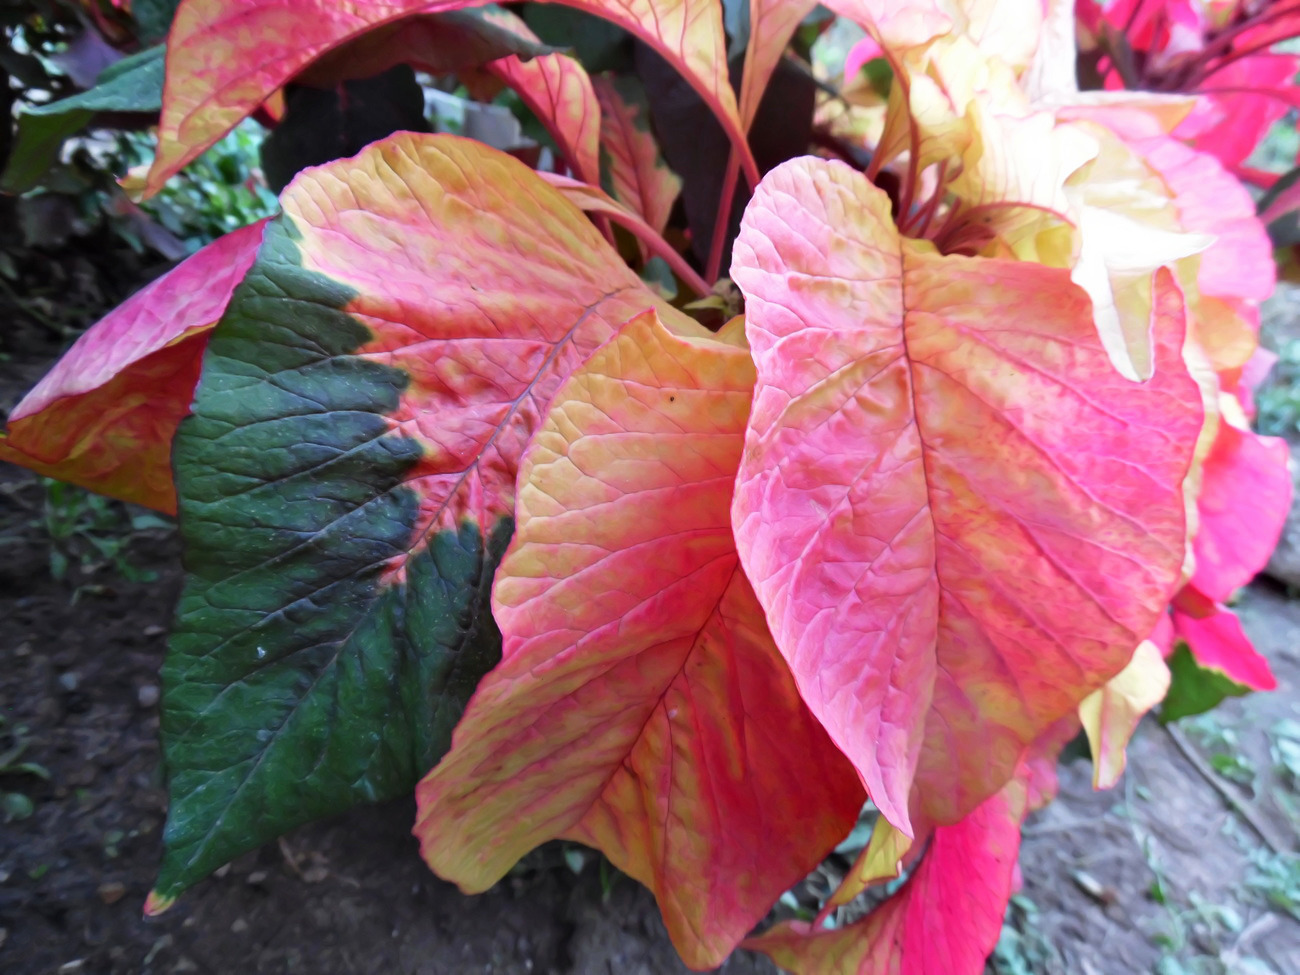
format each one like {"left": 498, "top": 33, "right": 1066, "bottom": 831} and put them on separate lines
{"left": 415, "top": 311, "right": 862, "bottom": 968}
{"left": 488, "top": 53, "right": 601, "bottom": 185}
{"left": 148, "top": 0, "right": 754, "bottom": 193}
{"left": 0, "top": 220, "right": 267, "bottom": 512}
{"left": 149, "top": 133, "right": 690, "bottom": 902}
{"left": 730, "top": 158, "right": 1203, "bottom": 831}
{"left": 593, "top": 76, "right": 681, "bottom": 236}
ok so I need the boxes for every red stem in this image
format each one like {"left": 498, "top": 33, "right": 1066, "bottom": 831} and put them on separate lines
{"left": 1163, "top": 2, "right": 1300, "bottom": 89}
{"left": 706, "top": 153, "right": 742, "bottom": 285}
{"left": 903, "top": 162, "right": 948, "bottom": 238}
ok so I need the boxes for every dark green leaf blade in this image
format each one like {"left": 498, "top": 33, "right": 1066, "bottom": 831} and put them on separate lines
{"left": 1160, "top": 644, "right": 1252, "bottom": 723}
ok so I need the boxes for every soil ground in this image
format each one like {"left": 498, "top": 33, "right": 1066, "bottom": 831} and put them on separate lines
{"left": 2, "top": 331, "right": 1300, "bottom": 975}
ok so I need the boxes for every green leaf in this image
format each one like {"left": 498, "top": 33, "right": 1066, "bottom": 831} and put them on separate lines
{"left": 1, "top": 45, "right": 165, "bottom": 194}
{"left": 2, "top": 792, "right": 35, "bottom": 823}
{"left": 1159, "top": 644, "right": 1251, "bottom": 723}
{"left": 152, "top": 218, "right": 511, "bottom": 907}
{"left": 30, "top": 45, "right": 166, "bottom": 116}
{"left": 522, "top": 5, "right": 631, "bottom": 72}
{"left": 131, "top": 0, "right": 182, "bottom": 44}
{"left": 0, "top": 110, "right": 91, "bottom": 194}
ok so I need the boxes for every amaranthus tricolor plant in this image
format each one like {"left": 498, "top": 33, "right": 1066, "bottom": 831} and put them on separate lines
{"left": 1, "top": 0, "right": 1294, "bottom": 970}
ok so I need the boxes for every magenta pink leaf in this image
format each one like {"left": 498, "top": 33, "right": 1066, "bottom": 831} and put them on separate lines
{"left": 0, "top": 220, "right": 267, "bottom": 511}
{"left": 745, "top": 778, "right": 1028, "bottom": 975}
{"left": 1173, "top": 606, "right": 1277, "bottom": 692}
{"left": 1190, "top": 417, "right": 1292, "bottom": 603}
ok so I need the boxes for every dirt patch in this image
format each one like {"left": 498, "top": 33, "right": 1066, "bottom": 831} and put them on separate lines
{"left": 1012, "top": 585, "right": 1300, "bottom": 975}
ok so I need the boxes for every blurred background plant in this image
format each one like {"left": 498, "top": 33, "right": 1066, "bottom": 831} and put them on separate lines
{"left": 0, "top": 0, "right": 276, "bottom": 353}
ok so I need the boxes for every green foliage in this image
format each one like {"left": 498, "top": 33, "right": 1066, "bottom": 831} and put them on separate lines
{"left": 0, "top": 717, "right": 49, "bottom": 825}
{"left": 1270, "top": 719, "right": 1300, "bottom": 786}
{"left": 118, "top": 121, "right": 278, "bottom": 250}
{"left": 1161, "top": 646, "right": 1253, "bottom": 723}
{"left": 1183, "top": 714, "right": 1257, "bottom": 789}
{"left": 987, "top": 897, "right": 1059, "bottom": 975}
{"left": 131, "top": 0, "right": 182, "bottom": 43}
{"left": 40, "top": 478, "right": 167, "bottom": 587}
{"left": 1254, "top": 335, "right": 1300, "bottom": 439}
{"left": 2, "top": 41, "right": 164, "bottom": 194}
{"left": 1247, "top": 849, "right": 1300, "bottom": 922}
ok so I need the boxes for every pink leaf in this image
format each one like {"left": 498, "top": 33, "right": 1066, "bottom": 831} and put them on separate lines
{"left": 745, "top": 778, "right": 1028, "bottom": 975}
{"left": 592, "top": 76, "right": 682, "bottom": 236}
{"left": 1173, "top": 606, "right": 1277, "bottom": 692}
{"left": 538, "top": 172, "right": 709, "bottom": 295}
{"left": 1191, "top": 417, "right": 1292, "bottom": 602}
{"left": 737, "top": 0, "right": 819, "bottom": 131}
{"left": 1176, "top": 56, "right": 1299, "bottom": 171}
{"left": 730, "top": 157, "right": 1202, "bottom": 831}
{"left": 147, "top": 0, "right": 755, "bottom": 194}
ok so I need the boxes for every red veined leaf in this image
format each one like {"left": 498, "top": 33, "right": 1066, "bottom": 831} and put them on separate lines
{"left": 147, "top": 0, "right": 755, "bottom": 195}
{"left": 415, "top": 310, "right": 863, "bottom": 968}
{"left": 1190, "top": 411, "right": 1291, "bottom": 603}
{"left": 737, "top": 0, "right": 818, "bottom": 130}
{"left": 593, "top": 75, "right": 681, "bottom": 237}
{"left": 539, "top": 172, "right": 710, "bottom": 296}
{"left": 1078, "top": 639, "right": 1170, "bottom": 790}
{"left": 148, "top": 133, "right": 694, "bottom": 904}
{"left": 1172, "top": 606, "right": 1277, "bottom": 693}
{"left": 487, "top": 53, "right": 601, "bottom": 186}
{"left": 744, "top": 777, "right": 1027, "bottom": 975}
{"left": 0, "top": 219, "right": 267, "bottom": 513}
{"left": 729, "top": 157, "right": 1203, "bottom": 833}
{"left": 701, "top": 0, "right": 816, "bottom": 281}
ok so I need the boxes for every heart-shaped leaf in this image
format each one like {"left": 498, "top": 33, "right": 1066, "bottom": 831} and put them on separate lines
{"left": 416, "top": 311, "right": 862, "bottom": 968}
{"left": 730, "top": 157, "right": 1203, "bottom": 832}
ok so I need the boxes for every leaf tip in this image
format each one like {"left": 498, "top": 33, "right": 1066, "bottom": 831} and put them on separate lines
{"left": 143, "top": 889, "right": 176, "bottom": 917}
